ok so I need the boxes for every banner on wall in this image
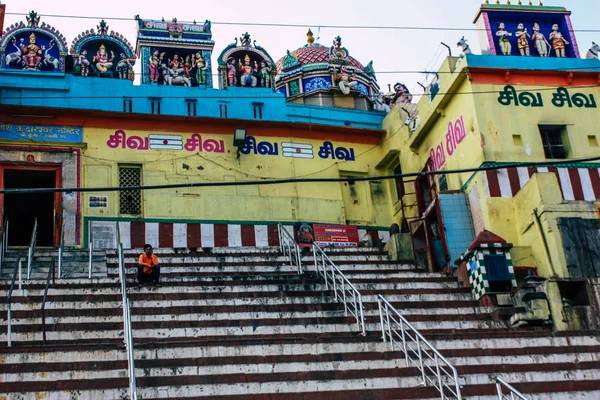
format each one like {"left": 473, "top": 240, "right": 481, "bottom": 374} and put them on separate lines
{"left": 295, "top": 223, "right": 360, "bottom": 247}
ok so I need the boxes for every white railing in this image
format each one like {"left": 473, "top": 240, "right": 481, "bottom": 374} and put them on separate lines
{"left": 313, "top": 242, "right": 366, "bottom": 336}
{"left": 7, "top": 256, "right": 24, "bottom": 347}
{"left": 496, "top": 377, "right": 530, "bottom": 400}
{"left": 378, "top": 294, "right": 462, "bottom": 400}
{"left": 116, "top": 223, "right": 137, "bottom": 400}
{"left": 27, "top": 218, "right": 38, "bottom": 279}
{"left": 57, "top": 217, "right": 64, "bottom": 279}
{"left": 88, "top": 220, "right": 93, "bottom": 279}
{"left": 277, "top": 223, "right": 303, "bottom": 273}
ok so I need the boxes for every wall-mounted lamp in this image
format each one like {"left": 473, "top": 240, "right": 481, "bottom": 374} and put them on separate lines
{"left": 234, "top": 128, "right": 247, "bottom": 161}
{"left": 233, "top": 128, "right": 247, "bottom": 148}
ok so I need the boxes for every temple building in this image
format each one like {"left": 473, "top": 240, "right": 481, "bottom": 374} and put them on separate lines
{"left": 378, "top": 2, "right": 600, "bottom": 331}
{"left": 0, "top": 11, "right": 390, "bottom": 250}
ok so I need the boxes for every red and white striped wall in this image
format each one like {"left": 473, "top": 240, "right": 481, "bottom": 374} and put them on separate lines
{"left": 90, "top": 220, "right": 390, "bottom": 249}
{"left": 482, "top": 167, "right": 600, "bottom": 201}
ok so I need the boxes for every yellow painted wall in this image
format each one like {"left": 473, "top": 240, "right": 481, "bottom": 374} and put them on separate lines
{"left": 381, "top": 56, "right": 600, "bottom": 280}
{"left": 81, "top": 128, "right": 392, "bottom": 227}
{"left": 472, "top": 83, "right": 600, "bottom": 163}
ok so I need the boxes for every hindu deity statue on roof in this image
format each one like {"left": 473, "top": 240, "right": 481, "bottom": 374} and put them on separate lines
{"left": 515, "top": 23, "right": 531, "bottom": 56}
{"left": 239, "top": 54, "right": 258, "bottom": 87}
{"left": 496, "top": 23, "right": 512, "bottom": 55}
{"left": 93, "top": 44, "right": 114, "bottom": 74}
{"left": 20, "top": 32, "right": 43, "bottom": 70}
{"left": 549, "top": 24, "right": 569, "bottom": 58}
{"left": 195, "top": 52, "right": 208, "bottom": 85}
{"left": 332, "top": 65, "right": 357, "bottom": 95}
{"left": 532, "top": 23, "right": 550, "bottom": 57}
{"left": 148, "top": 49, "right": 164, "bottom": 83}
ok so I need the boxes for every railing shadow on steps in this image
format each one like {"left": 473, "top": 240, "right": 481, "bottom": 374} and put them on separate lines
{"left": 378, "top": 294, "right": 462, "bottom": 400}
{"left": 116, "top": 222, "right": 138, "bottom": 400}
{"left": 27, "top": 218, "right": 38, "bottom": 280}
{"left": 496, "top": 376, "right": 531, "bottom": 400}
{"left": 7, "top": 254, "right": 24, "bottom": 347}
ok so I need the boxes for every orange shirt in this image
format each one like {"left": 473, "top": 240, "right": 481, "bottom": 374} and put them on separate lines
{"left": 139, "top": 254, "right": 159, "bottom": 274}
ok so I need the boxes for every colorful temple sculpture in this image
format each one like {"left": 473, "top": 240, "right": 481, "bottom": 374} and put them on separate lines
{"left": 475, "top": 1, "right": 579, "bottom": 58}
{"left": 0, "top": 10, "right": 67, "bottom": 72}
{"left": 379, "top": 1, "right": 600, "bottom": 332}
{"left": 134, "top": 16, "right": 214, "bottom": 87}
{"left": 70, "top": 20, "right": 135, "bottom": 79}
{"left": 217, "top": 32, "right": 276, "bottom": 89}
{"left": 275, "top": 30, "right": 379, "bottom": 110}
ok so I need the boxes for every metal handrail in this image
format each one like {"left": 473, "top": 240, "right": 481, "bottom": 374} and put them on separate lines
{"left": 312, "top": 242, "right": 366, "bottom": 336}
{"left": 41, "top": 258, "right": 56, "bottom": 343}
{"left": 117, "top": 227, "right": 137, "bottom": 399}
{"left": 496, "top": 377, "right": 530, "bottom": 400}
{"left": 7, "top": 255, "right": 24, "bottom": 347}
{"left": 88, "top": 220, "right": 93, "bottom": 279}
{"left": 27, "top": 218, "right": 38, "bottom": 279}
{"left": 378, "top": 294, "right": 462, "bottom": 400}
{"left": 58, "top": 217, "right": 64, "bottom": 279}
{"left": 277, "top": 223, "right": 302, "bottom": 273}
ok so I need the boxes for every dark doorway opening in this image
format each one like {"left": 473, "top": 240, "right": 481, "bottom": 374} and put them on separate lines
{"left": 3, "top": 169, "right": 56, "bottom": 247}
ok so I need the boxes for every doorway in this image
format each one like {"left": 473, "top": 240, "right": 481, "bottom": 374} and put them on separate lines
{"left": 3, "top": 169, "right": 57, "bottom": 247}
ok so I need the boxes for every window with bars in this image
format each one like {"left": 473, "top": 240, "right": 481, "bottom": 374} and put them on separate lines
{"left": 393, "top": 163, "right": 405, "bottom": 201}
{"left": 539, "top": 125, "right": 568, "bottom": 159}
{"left": 119, "top": 165, "right": 142, "bottom": 215}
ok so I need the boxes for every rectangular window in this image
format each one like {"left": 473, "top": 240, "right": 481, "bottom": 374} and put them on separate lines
{"left": 219, "top": 103, "right": 228, "bottom": 118}
{"left": 393, "top": 164, "right": 404, "bottom": 201}
{"left": 438, "top": 174, "right": 448, "bottom": 191}
{"left": 119, "top": 165, "right": 142, "bottom": 215}
{"left": 253, "top": 104, "right": 263, "bottom": 120}
{"left": 151, "top": 100, "right": 161, "bottom": 115}
{"left": 186, "top": 100, "right": 197, "bottom": 116}
{"left": 539, "top": 125, "right": 568, "bottom": 159}
{"left": 123, "top": 99, "right": 132, "bottom": 113}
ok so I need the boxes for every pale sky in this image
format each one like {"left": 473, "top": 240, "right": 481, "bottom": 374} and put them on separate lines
{"left": 3, "top": 0, "right": 598, "bottom": 96}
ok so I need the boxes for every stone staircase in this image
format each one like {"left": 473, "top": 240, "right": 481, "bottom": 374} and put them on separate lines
{"left": 0, "top": 246, "right": 599, "bottom": 399}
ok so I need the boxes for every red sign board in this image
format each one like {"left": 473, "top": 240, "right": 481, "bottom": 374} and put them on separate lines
{"left": 313, "top": 224, "right": 359, "bottom": 247}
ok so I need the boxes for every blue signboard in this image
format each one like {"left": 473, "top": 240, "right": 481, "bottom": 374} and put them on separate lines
{"left": 0, "top": 124, "right": 83, "bottom": 143}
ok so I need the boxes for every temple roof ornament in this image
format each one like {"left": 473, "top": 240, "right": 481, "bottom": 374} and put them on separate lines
{"left": 26, "top": 10, "right": 40, "bottom": 29}
{"left": 70, "top": 21, "right": 133, "bottom": 57}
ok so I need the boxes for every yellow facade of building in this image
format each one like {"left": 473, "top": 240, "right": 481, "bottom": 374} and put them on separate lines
{"left": 381, "top": 55, "right": 600, "bottom": 279}
{"left": 81, "top": 126, "right": 392, "bottom": 229}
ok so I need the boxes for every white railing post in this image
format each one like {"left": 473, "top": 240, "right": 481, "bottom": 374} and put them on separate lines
{"left": 88, "top": 240, "right": 93, "bottom": 280}
{"left": 378, "top": 296, "right": 385, "bottom": 343}
{"left": 358, "top": 292, "right": 365, "bottom": 336}
{"left": 18, "top": 258, "right": 22, "bottom": 292}
{"left": 7, "top": 305, "right": 11, "bottom": 347}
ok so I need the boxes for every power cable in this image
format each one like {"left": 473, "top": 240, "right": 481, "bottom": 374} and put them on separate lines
{"left": 5, "top": 11, "right": 600, "bottom": 33}
{"left": 3, "top": 82, "right": 598, "bottom": 100}
{"left": 2, "top": 156, "right": 599, "bottom": 194}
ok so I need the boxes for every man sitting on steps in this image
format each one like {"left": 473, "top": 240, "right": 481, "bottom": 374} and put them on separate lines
{"left": 138, "top": 244, "right": 160, "bottom": 285}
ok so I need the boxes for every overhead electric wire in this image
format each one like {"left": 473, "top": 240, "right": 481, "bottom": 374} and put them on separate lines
{"left": 2, "top": 156, "right": 600, "bottom": 195}
{"left": 5, "top": 11, "right": 600, "bottom": 33}
{"left": 3, "top": 82, "right": 599, "bottom": 100}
